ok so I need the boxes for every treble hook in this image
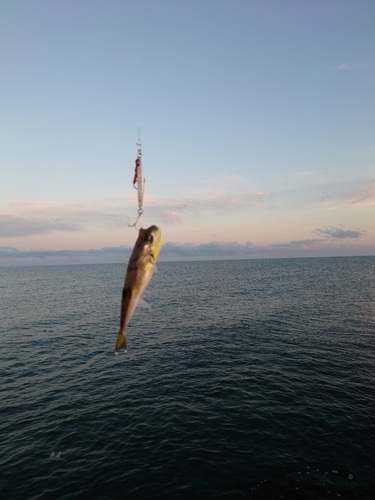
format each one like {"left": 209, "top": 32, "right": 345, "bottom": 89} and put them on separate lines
{"left": 128, "top": 208, "right": 143, "bottom": 230}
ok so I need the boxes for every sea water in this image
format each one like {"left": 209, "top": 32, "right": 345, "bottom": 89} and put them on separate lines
{"left": 1, "top": 257, "right": 374, "bottom": 499}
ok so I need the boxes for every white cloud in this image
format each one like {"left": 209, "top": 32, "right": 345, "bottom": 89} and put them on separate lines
{"left": 335, "top": 61, "right": 373, "bottom": 71}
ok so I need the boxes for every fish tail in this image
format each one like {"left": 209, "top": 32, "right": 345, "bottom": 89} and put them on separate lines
{"left": 115, "top": 331, "right": 127, "bottom": 353}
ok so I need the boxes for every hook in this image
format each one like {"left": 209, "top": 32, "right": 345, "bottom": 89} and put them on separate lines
{"left": 127, "top": 209, "right": 143, "bottom": 230}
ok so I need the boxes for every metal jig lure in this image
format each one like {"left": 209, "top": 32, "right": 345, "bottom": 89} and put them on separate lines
{"left": 128, "top": 130, "right": 144, "bottom": 229}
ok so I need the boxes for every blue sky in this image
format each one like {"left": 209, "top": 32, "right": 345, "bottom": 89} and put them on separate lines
{"left": 1, "top": 0, "right": 375, "bottom": 265}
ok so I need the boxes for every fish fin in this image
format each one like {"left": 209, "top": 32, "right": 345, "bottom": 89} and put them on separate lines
{"left": 115, "top": 332, "right": 127, "bottom": 352}
{"left": 137, "top": 297, "right": 151, "bottom": 310}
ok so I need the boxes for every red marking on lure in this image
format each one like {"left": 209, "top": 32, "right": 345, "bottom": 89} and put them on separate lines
{"left": 133, "top": 158, "right": 140, "bottom": 186}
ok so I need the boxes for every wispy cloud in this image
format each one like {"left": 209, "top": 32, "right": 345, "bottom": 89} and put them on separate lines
{"left": 3, "top": 189, "right": 267, "bottom": 237}
{"left": 154, "top": 209, "right": 182, "bottom": 224}
{"left": 315, "top": 227, "right": 363, "bottom": 239}
{"left": 335, "top": 61, "right": 373, "bottom": 71}
{"left": 150, "top": 190, "right": 266, "bottom": 215}
{"left": 2, "top": 175, "right": 373, "bottom": 243}
{"left": 340, "top": 181, "right": 375, "bottom": 207}
{"left": 10, "top": 200, "right": 126, "bottom": 221}
{"left": 312, "top": 181, "right": 375, "bottom": 210}
{"left": 0, "top": 213, "right": 81, "bottom": 238}
{"left": 275, "top": 178, "right": 375, "bottom": 210}
{"left": 201, "top": 174, "right": 255, "bottom": 190}
{"left": 0, "top": 245, "right": 131, "bottom": 260}
{"left": 1, "top": 201, "right": 129, "bottom": 238}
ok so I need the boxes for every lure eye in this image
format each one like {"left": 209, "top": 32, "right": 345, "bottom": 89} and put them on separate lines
{"left": 148, "top": 234, "right": 154, "bottom": 244}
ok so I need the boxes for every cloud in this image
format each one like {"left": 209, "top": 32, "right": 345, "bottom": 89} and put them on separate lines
{"left": 10, "top": 200, "right": 126, "bottom": 223}
{"left": 150, "top": 190, "right": 266, "bottom": 215}
{"left": 201, "top": 174, "right": 255, "bottom": 190}
{"left": 16, "top": 188, "right": 265, "bottom": 219}
{"left": 4, "top": 189, "right": 266, "bottom": 236}
{"left": 1, "top": 236, "right": 375, "bottom": 266}
{"left": 275, "top": 178, "right": 375, "bottom": 211}
{"left": 161, "top": 241, "right": 255, "bottom": 258}
{"left": 1, "top": 200, "right": 130, "bottom": 238}
{"left": 155, "top": 209, "right": 182, "bottom": 224}
{"left": 0, "top": 213, "right": 81, "bottom": 238}
{"left": 314, "top": 227, "right": 363, "bottom": 239}
{"left": 310, "top": 180, "right": 375, "bottom": 209}
{"left": 159, "top": 238, "right": 373, "bottom": 260}
{"left": 0, "top": 245, "right": 131, "bottom": 260}
{"left": 340, "top": 181, "right": 375, "bottom": 207}
{"left": 335, "top": 61, "right": 373, "bottom": 71}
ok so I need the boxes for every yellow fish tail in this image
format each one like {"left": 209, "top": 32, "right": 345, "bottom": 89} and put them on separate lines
{"left": 115, "top": 331, "right": 127, "bottom": 353}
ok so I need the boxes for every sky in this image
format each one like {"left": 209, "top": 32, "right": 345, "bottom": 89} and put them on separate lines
{"left": 1, "top": 0, "right": 375, "bottom": 265}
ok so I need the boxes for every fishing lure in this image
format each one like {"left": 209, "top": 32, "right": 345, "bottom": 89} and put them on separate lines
{"left": 128, "top": 130, "right": 144, "bottom": 229}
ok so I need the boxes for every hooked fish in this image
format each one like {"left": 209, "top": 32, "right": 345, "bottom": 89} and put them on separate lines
{"left": 115, "top": 225, "right": 162, "bottom": 352}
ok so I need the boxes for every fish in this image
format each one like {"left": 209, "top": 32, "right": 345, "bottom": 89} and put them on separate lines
{"left": 115, "top": 225, "right": 162, "bottom": 352}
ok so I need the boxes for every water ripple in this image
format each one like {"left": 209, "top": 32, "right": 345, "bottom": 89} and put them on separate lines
{"left": 1, "top": 258, "right": 375, "bottom": 499}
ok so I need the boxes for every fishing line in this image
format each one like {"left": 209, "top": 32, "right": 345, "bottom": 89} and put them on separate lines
{"left": 127, "top": 2, "right": 144, "bottom": 230}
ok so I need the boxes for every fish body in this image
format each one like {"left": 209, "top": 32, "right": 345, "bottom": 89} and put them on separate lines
{"left": 115, "top": 225, "right": 161, "bottom": 352}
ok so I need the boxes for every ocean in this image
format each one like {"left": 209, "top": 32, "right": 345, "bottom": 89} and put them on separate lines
{"left": 1, "top": 257, "right": 374, "bottom": 499}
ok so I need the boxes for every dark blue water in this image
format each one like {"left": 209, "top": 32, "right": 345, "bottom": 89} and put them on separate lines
{"left": 1, "top": 257, "right": 375, "bottom": 499}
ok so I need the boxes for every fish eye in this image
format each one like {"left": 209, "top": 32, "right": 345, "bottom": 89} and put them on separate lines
{"left": 148, "top": 234, "right": 154, "bottom": 244}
